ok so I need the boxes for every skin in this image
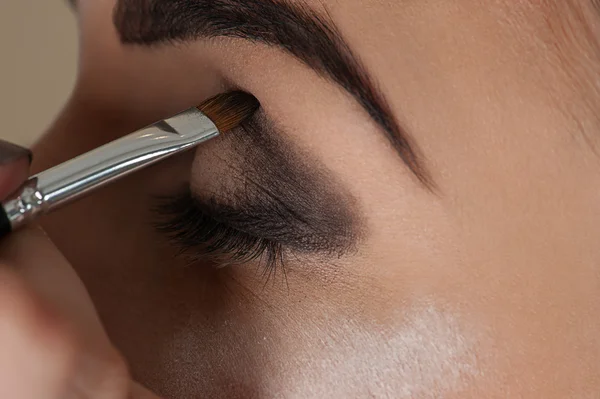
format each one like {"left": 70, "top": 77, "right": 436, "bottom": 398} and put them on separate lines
{"left": 6, "top": 0, "right": 599, "bottom": 397}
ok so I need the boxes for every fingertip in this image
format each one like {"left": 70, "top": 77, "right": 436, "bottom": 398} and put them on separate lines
{"left": 0, "top": 208, "right": 11, "bottom": 238}
{"left": 0, "top": 157, "right": 31, "bottom": 200}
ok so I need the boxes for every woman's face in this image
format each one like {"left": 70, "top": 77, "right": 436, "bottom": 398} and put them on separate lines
{"left": 35, "top": 0, "right": 600, "bottom": 397}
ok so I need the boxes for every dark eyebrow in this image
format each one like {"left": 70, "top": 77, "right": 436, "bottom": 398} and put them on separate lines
{"left": 113, "top": 0, "right": 431, "bottom": 186}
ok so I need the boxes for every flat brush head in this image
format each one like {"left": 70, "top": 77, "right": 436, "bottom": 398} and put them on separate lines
{"left": 197, "top": 91, "right": 260, "bottom": 132}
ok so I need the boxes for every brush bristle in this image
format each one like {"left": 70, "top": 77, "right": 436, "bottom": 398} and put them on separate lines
{"left": 197, "top": 91, "right": 260, "bottom": 132}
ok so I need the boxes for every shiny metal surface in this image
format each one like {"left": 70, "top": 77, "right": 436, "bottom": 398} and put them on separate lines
{"left": 2, "top": 107, "right": 218, "bottom": 231}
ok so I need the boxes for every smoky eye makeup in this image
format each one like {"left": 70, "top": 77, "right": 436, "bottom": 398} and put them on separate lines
{"left": 153, "top": 112, "right": 364, "bottom": 271}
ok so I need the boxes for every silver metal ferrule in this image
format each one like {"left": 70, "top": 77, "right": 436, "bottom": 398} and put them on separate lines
{"left": 2, "top": 107, "right": 219, "bottom": 232}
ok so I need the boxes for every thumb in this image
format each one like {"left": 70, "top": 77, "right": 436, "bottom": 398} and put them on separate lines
{"left": 0, "top": 138, "right": 106, "bottom": 343}
{"left": 0, "top": 226, "right": 161, "bottom": 398}
{"left": 0, "top": 226, "right": 108, "bottom": 345}
{"left": 0, "top": 139, "right": 161, "bottom": 397}
{"left": 0, "top": 139, "right": 32, "bottom": 198}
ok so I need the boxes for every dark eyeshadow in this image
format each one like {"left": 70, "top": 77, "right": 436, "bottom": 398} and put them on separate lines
{"left": 193, "top": 113, "right": 364, "bottom": 256}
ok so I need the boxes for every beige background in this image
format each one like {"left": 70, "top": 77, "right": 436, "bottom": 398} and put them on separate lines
{"left": 0, "top": 1, "right": 77, "bottom": 146}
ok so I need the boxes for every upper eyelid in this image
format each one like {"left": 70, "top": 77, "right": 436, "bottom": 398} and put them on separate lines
{"left": 188, "top": 114, "right": 363, "bottom": 256}
{"left": 113, "top": 0, "right": 431, "bottom": 185}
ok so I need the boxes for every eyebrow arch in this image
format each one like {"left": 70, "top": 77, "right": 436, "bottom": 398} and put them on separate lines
{"left": 113, "top": 0, "right": 431, "bottom": 186}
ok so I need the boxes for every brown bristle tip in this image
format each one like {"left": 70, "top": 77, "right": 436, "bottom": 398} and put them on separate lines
{"left": 197, "top": 91, "right": 260, "bottom": 132}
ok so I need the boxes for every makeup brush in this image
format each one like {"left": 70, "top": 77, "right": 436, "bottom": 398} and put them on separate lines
{"left": 0, "top": 91, "right": 259, "bottom": 237}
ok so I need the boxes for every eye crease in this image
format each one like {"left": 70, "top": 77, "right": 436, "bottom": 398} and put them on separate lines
{"left": 154, "top": 112, "right": 364, "bottom": 271}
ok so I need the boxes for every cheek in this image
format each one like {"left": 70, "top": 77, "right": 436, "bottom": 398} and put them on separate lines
{"left": 268, "top": 304, "right": 483, "bottom": 398}
{"left": 155, "top": 258, "right": 486, "bottom": 398}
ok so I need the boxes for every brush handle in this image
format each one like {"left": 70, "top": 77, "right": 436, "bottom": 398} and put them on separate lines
{"left": 0, "top": 107, "right": 218, "bottom": 237}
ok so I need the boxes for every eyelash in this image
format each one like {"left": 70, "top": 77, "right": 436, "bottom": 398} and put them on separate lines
{"left": 152, "top": 189, "right": 286, "bottom": 277}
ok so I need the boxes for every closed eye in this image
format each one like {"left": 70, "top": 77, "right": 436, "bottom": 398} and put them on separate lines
{"left": 153, "top": 112, "right": 363, "bottom": 274}
{"left": 153, "top": 188, "right": 285, "bottom": 276}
